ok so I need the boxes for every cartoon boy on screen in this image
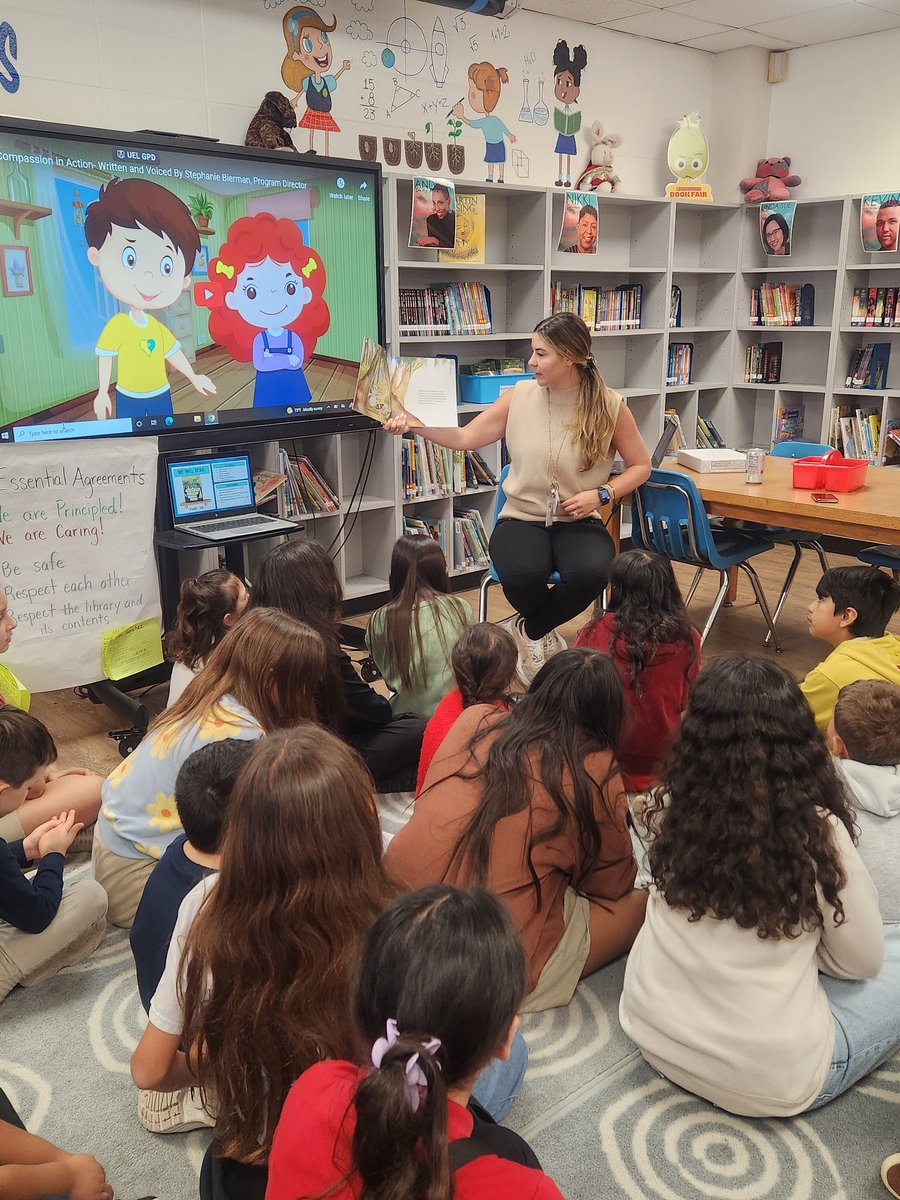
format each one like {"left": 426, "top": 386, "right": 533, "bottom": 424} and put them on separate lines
{"left": 85, "top": 178, "right": 217, "bottom": 421}
{"left": 196, "top": 213, "right": 329, "bottom": 409}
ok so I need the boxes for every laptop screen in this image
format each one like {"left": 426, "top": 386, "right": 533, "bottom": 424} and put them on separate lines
{"left": 168, "top": 455, "right": 256, "bottom": 524}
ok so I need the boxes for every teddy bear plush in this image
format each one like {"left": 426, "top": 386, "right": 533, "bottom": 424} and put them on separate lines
{"left": 739, "top": 156, "right": 801, "bottom": 204}
{"left": 574, "top": 121, "right": 623, "bottom": 194}
{"left": 245, "top": 91, "right": 297, "bottom": 152}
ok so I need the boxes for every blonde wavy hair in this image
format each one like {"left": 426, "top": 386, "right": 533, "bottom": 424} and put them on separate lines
{"left": 534, "top": 313, "right": 617, "bottom": 472}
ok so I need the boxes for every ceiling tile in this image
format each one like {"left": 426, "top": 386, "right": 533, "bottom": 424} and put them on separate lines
{"left": 750, "top": 2, "right": 900, "bottom": 43}
{"left": 523, "top": 0, "right": 652, "bottom": 19}
{"left": 682, "top": 27, "right": 799, "bottom": 51}
{"left": 672, "top": 0, "right": 847, "bottom": 24}
{"left": 602, "top": 9, "right": 732, "bottom": 41}
{"left": 637, "top": 0, "right": 700, "bottom": 6}
{"left": 859, "top": 0, "right": 900, "bottom": 12}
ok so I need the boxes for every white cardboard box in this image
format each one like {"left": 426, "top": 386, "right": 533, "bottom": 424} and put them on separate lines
{"left": 676, "top": 448, "right": 748, "bottom": 473}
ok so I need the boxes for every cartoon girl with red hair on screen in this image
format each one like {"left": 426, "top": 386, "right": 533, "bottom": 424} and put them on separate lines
{"left": 196, "top": 213, "right": 329, "bottom": 409}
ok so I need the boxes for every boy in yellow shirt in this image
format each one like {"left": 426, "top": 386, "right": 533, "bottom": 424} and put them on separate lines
{"left": 800, "top": 566, "right": 900, "bottom": 731}
{"left": 86, "top": 178, "right": 216, "bottom": 421}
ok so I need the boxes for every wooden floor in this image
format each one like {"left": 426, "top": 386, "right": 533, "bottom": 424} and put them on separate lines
{"left": 31, "top": 544, "right": 899, "bottom": 778}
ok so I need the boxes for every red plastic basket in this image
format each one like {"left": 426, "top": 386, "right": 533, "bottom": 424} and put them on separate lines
{"left": 792, "top": 451, "right": 868, "bottom": 493}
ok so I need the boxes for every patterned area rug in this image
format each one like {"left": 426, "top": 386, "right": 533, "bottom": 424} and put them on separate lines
{"left": 2, "top": 802, "right": 897, "bottom": 1199}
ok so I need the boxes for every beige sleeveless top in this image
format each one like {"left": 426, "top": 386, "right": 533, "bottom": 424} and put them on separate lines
{"left": 500, "top": 379, "right": 622, "bottom": 523}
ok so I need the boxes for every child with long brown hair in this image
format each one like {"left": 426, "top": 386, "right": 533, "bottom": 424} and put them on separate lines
{"left": 92, "top": 607, "right": 326, "bottom": 929}
{"left": 620, "top": 654, "right": 900, "bottom": 1118}
{"left": 367, "top": 535, "right": 472, "bottom": 719}
{"left": 267, "top": 885, "right": 563, "bottom": 1200}
{"left": 416, "top": 621, "right": 517, "bottom": 795}
{"left": 131, "top": 725, "right": 395, "bottom": 1199}
{"left": 165, "top": 569, "right": 249, "bottom": 707}
{"left": 387, "top": 648, "right": 646, "bottom": 1012}
{"left": 252, "top": 539, "right": 426, "bottom": 791}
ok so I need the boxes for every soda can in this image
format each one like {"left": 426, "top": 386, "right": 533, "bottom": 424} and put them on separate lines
{"left": 745, "top": 448, "right": 766, "bottom": 484}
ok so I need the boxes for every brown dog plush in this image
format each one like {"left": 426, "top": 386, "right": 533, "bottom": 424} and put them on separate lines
{"left": 245, "top": 91, "right": 297, "bottom": 152}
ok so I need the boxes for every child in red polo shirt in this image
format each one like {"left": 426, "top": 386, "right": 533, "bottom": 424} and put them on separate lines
{"left": 267, "top": 885, "right": 563, "bottom": 1200}
{"left": 576, "top": 550, "right": 700, "bottom": 791}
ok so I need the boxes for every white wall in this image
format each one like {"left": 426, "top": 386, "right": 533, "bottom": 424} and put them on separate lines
{"left": 768, "top": 28, "right": 900, "bottom": 198}
{"left": 0, "top": 0, "right": 717, "bottom": 198}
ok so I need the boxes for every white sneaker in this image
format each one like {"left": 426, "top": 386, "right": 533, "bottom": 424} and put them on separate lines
{"left": 514, "top": 618, "right": 547, "bottom": 685}
{"left": 138, "top": 1086, "right": 215, "bottom": 1134}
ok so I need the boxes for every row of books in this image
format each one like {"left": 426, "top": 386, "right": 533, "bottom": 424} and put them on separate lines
{"left": 696, "top": 414, "right": 727, "bottom": 449}
{"left": 749, "top": 283, "right": 815, "bottom": 327}
{"left": 549, "top": 283, "right": 643, "bottom": 331}
{"left": 398, "top": 283, "right": 492, "bottom": 336}
{"left": 401, "top": 436, "right": 497, "bottom": 500}
{"left": 828, "top": 405, "right": 882, "bottom": 462}
{"left": 774, "top": 406, "right": 804, "bottom": 442}
{"left": 278, "top": 449, "right": 340, "bottom": 517}
{"left": 663, "top": 408, "right": 687, "bottom": 451}
{"left": 844, "top": 342, "right": 890, "bottom": 389}
{"left": 743, "top": 341, "right": 783, "bottom": 384}
{"left": 402, "top": 508, "right": 491, "bottom": 572}
{"left": 850, "top": 287, "right": 900, "bottom": 327}
{"left": 667, "top": 342, "right": 693, "bottom": 386}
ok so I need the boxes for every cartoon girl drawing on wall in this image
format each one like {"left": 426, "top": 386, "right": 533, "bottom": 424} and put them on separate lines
{"left": 552, "top": 41, "right": 587, "bottom": 188}
{"left": 196, "top": 214, "right": 330, "bottom": 410}
{"left": 452, "top": 62, "right": 516, "bottom": 184}
{"left": 282, "top": 7, "right": 351, "bottom": 156}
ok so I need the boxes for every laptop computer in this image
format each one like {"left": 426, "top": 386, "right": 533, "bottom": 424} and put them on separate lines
{"left": 167, "top": 453, "right": 297, "bottom": 542}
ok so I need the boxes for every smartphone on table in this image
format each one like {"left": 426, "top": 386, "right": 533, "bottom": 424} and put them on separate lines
{"left": 811, "top": 491, "right": 839, "bottom": 504}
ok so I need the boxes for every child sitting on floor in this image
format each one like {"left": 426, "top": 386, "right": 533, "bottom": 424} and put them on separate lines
{"left": 416, "top": 622, "right": 517, "bottom": 794}
{"left": 130, "top": 738, "right": 254, "bottom": 1012}
{"left": 0, "top": 710, "right": 107, "bottom": 1003}
{"left": 366, "top": 535, "right": 472, "bottom": 719}
{"left": 267, "top": 884, "right": 562, "bottom": 1200}
{"left": 800, "top": 566, "right": 900, "bottom": 731}
{"left": 575, "top": 550, "right": 700, "bottom": 792}
{"left": 165, "top": 569, "right": 249, "bottom": 707}
{"left": 93, "top": 608, "right": 326, "bottom": 929}
{"left": 828, "top": 679, "right": 900, "bottom": 921}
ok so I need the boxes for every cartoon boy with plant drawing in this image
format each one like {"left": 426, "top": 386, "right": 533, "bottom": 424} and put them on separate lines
{"left": 86, "top": 178, "right": 216, "bottom": 421}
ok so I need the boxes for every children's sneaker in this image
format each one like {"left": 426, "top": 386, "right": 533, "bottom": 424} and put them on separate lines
{"left": 138, "top": 1086, "right": 215, "bottom": 1134}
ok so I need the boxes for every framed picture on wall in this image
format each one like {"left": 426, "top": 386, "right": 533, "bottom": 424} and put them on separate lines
{"left": 192, "top": 245, "right": 209, "bottom": 277}
{"left": 0, "top": 245, "right": 32, "bottom": 297}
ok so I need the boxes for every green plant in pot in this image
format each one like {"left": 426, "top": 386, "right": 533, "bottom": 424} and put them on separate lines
{"left": 188, "top": 191, "right": 213, "bottom": 229}
{"left": 447, "top": 115, "right": 465, "bottom": 176}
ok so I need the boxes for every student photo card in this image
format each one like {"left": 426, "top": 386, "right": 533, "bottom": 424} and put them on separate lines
{"left": 409, "top": 177, "right": 458, "bottom": 250}
{"left": 558, "top": 191, "right": 597, "bottom": 254}
{"left": 861, "top": 193, "right": 900, "bottom": 253}
{"left": 759, "top": 201, "right": 795, "bottom": 257}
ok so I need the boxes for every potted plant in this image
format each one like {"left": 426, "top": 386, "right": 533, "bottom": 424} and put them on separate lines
{"left": 446, "top": 114, "right": 465, "bottom": 176}
{"left": 188, "top": 191, "right": 213, "bottom": 229}
{"left": 404, "top": 129, "right": 423, "bottom": 170}
{"left": 358, "top": 133, "right": 378, "bottom": 163}
{"left": 424, "top": 123, "right": 443, "bottom": 172}
{"left": 382, "top": 136, "right": 401, "bottom": 167}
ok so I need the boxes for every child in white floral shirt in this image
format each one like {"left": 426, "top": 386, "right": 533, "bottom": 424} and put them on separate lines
{"left": 92, "top": 608, "right": 326, "bottom": 928}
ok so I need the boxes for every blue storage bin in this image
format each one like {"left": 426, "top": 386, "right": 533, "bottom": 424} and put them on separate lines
{"left": 459, "top": 372, "right": 533, "bottom": 405}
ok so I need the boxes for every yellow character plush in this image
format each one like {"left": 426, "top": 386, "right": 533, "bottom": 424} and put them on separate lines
{"left": 665, "top": 112, "right": 712, "bottom": 201}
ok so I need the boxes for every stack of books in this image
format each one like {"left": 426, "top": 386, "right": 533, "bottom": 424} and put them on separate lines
{"left": 749, "top": 282, "right": 814, "bottom": 326}
{"left": 744, "top": 341, "right": 783, "bottom": 383}
{"left": 398, "top": 283, "right": 491, "bottom": 336}
{"left": 844, "top": 342, "right": 891, "bottom": 389}
{"left": 549, "top": 283, "right": 643, "bottom": 331}
{"left": 452, "top": 508, "right": 490, "bottom": 571}
{"left": 828, "top": 405, "right": 882, "bottom": 462}
{"left": 667, "top": 342, "right": 693, "bottom": 386}
{"left": 774, "top": 406, "right": 804, "bottom": 443}
{"left": 403, "top": 515, "right": 449, "bottom": 557}
{"left": 401, "top": 437, "right": 497, "bottom": 499}
{"left": 279, "top": 450, "right": 339, "bottom": 517}
{"left": 663, "top": 408, "right": 687, "bottom": 451}
{"left": 850, "top": 287, "right": 900, "bottom": 327}
{"left": 696, "top": 415, "right": 726, "bottom": 449}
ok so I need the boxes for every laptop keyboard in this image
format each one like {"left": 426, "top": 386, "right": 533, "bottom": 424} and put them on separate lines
{"left": 197, "top": 516, "right": 274, "bottom": 533}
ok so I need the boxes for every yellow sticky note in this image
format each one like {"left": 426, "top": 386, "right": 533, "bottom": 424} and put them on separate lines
{"left": 101, "top": 618, "right": 164, "bottom": 682}
{"left": 0, "top": 664, "right": 30, "bottom": 710}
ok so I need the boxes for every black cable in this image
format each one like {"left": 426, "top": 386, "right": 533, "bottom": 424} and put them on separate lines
{"left": 328, "top": 430, "right": 376, "bottom": 558}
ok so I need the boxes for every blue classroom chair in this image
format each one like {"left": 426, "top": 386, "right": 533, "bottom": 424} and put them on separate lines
{"left": 631, "top": 467, "right": 782, "bottom": 651}
{"left": 479, "top": 464, "right": 562, "bottom": 622}
{"left": 858, "top": 545, "right": 900, "bottom": 584}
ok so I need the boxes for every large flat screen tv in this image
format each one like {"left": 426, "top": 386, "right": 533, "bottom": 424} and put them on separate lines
{"left": 0, "top": 116, "right": 384, "bottom": 448}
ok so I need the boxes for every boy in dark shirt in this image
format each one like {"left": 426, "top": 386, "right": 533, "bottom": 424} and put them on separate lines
{"left": 130, "top": 738, "right": 253, "bottom": 1011}
{"left": 0, "top": 708, "right": 107, "bottom": 1001}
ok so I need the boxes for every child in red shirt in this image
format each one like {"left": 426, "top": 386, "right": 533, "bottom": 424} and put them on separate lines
{"left": 267, "top": 885, "right": 563, "bottom": 1200}
{"left": 576, "top": 550, "right": 700, "bottom": 791}
{"left": 416, "top": 622, "right": 517, "bottom": 794}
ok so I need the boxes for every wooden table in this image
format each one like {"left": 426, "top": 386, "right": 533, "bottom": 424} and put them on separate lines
{"left": 667, "top": 456, "right": 900, "bottom": 546}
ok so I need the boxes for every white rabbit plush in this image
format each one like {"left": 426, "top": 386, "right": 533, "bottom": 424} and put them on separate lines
{"left": 574, "top": 120, "right": 623, "bottom": 193}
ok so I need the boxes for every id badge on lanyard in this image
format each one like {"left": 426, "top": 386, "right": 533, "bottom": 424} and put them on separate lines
{"left": 545, "top": 482, "right": 559, "bottom": 527}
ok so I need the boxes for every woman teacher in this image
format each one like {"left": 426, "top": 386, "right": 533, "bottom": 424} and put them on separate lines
{"left": 385, "top": 313, "right": 651, "bottom": 682}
